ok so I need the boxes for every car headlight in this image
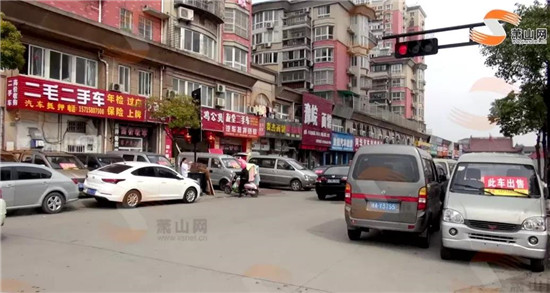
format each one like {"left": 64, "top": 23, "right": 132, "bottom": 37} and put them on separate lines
{"left": 522, "top": 217, "right": 546, "bottom": 231}
{"left": 305, "top": 175, "right": 310, "bottom": 181}
{"left": 442, "top": 209, "right": 464, "bottom": 224}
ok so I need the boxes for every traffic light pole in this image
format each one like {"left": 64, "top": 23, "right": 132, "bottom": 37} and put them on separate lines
{"left": 382, "top": 22, "right": 486, "bottom": 50}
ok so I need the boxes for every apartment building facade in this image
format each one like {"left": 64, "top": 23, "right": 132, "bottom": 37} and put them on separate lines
{"left": 357, "top": 0, "right": 427, "bottom": 122}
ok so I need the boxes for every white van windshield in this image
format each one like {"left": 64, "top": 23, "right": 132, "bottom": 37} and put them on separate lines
{"left": 222, "top": 158, "right": 241, "bottom": 169}
{"left": 450, "top": 163, "right": 540, "bottom": 198}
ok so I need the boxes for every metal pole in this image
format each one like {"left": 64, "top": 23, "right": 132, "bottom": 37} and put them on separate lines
{"left": 381, "top": 22, "right": 485, "bottom": 40}
{"left": 193, "top": 142, "right": 197, "bottom": 162}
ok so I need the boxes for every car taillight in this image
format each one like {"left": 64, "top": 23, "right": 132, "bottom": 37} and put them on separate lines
{"left": 341, "top": 176, "right": 348, "bottom": 182}
{"left": 345, "top": 183, "right": 352, "bottom": 205}
{"left": 102, "top": 178, "right": 125, "bottom": 184}
{"left": 316, "top": 176, "right": 327, "bottom": 183}
{"left": 315, "top": 170, "right": 323, "bottom": 175}
{"left": 71, "top": 178, "right": 79, "bottom": 184}
{"left": 418, "top": 186, "right": 427, "bottom": 210}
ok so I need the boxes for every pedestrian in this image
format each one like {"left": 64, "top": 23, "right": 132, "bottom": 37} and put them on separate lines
{"left": 238, "top": 160, "right": 249, "bottom": 197}
{"left": 180, "top": 157, "right": 189, "bottom": 178}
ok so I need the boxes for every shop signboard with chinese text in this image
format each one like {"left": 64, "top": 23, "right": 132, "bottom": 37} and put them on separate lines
{"left": 264, "top": 118, "right": 302, "bottom": 140}
{"left": 201, "top": 108, "right": 225, "bottom": 132}
{"left": 301, "top": 93, "right": 333, "bottom": 149}
{"left": 6, "top": 76, "right": 146, "bottom": 122}
{"left": 223, "top": 112, "right": 259, "bottom": 138}
{"left": 331, "top": 132, "right": 354, "bottom": 152}
{"left": 354, "top": 137, "right": 383, "bottom": 151}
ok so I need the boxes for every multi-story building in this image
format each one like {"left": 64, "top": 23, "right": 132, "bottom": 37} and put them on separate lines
{"left": 357, "top": 0, "right": 427, "bottom": 122}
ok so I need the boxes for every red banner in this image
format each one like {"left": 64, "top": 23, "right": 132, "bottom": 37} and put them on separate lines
{"left": 483, "top": 176, "right": 529, "bottom": 190}
{"left": 223, "top": 111, "right": 259, "bottom": 138}
{"left": 201, "top": 108, "right": 224, "bottom": 132}
{"left": 354, "top": 137, "right": 383, "bottom": 151}
{"left": 6, "top": 76, "right": 146, "bottom": 122}
{"left": 301, "top": 93, "right": 333, "bottom": 149}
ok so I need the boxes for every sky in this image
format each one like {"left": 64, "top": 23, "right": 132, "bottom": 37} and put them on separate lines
{"left": 253, "top": 0, "right": 542, "bottom": 146}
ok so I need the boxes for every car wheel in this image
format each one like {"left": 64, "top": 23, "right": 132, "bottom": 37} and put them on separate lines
{"left": 183, "top": 187, "right": 198, "bottom": 203}
{"left": 42, "top": 192, "right": 65, "bottom": 214}
{"left": 224, "top": 185, "right": 232, "bottom": 195}
{"left": 290, "top": 179, "right": 302, "bottom": 191}
{"left": 440, "top": 246, "right": 455, "bottom": 260}
{"left": 317, "top": 193, "right": 326, "bottom": 200}
{"left": 530, "top": 258, "right": 545, "bottom": 272}
{"left": 347, "top": 229, "right": 362, "bottom": 241}
{"left": 120, "top": 190, "right": 141, "bottom": 208}
{"left": 304, "top": 187, "right": 312, "bottom": 191}
{"left": 417, "top": 228, "right": 431, "bottom": 249}
{"left": 219, "top": 179, "right": 228, "bottom": 191}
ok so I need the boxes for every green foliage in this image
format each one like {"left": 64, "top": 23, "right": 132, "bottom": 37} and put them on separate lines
{"left": 482, "top": 1, "right": 549, "bottom": 138}
{"left": 147, "top": 95, "right": 200, "bottom": 129}
{"left": 0, "top": 12, "right": 25, "bottom": 70}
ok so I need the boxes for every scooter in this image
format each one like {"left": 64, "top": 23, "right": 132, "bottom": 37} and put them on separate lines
{"left": 224, "top": 174, "right": 259, "bottom": 197}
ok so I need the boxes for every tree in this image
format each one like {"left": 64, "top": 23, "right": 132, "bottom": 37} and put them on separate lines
{"left": 482, "top": 1, "right": 550, "bottom": 180}
{"left": 147, "top": 95, "right": 200, "bottom": 130}
{"left": 0, "top": 12, "right": 25, "bottom": 70}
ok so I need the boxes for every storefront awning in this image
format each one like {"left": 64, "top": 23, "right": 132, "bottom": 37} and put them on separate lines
{"left": 337, "top": 90, "right": 360, "bottom": 97}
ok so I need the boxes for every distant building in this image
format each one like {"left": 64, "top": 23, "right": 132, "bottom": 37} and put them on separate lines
{"left": 460, "top": 136, "right": 523, "bottom": 153}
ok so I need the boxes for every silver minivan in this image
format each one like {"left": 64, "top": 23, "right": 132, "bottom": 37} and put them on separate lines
{"left": 249, "top": 155, "right": 317, "bottom": 191}
{"left": 345, "top": 145, "right": 446, "bottom": 248}
{"left": 441, "top": 153, "right": 548, "bottom": 272}
{"left": 108, "top": 151, "right": 174, "bottom": 169}
{"left": 178, "top": 152, "right": 242, "bottom": 189}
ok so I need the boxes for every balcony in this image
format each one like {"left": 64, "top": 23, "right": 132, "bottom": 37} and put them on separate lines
{"left": 281, "top": 70, "right": 310, "bottom": 83}
{"left": 283, "top": 15, "right": 311, "bottom": 27}
{"left": 282, "top": 59, "right": 309, "bottom": 70}
{"left": 370, "top": 85, "right": 389, "bottom": 91}
{"left": 283, "top": 37, "right": 311, "bottom": 48}
{"left": 175, "top": 0, "right": 224, "bottom": 23}
{"left": 369, "top": 92, "right": 388, "bottom": 103}
{"left": 282, "top": 27, "right": 311, "bottom": 40}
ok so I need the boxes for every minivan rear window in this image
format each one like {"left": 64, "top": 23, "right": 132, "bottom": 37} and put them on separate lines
{"left": 352, "top": 154, "right": 420, "bottom": 182}
{"left": 325, "top": 166, "right": 349, "bottom": 175}
{"left": 98, "top": 164, "right": 132, "bottom": 174}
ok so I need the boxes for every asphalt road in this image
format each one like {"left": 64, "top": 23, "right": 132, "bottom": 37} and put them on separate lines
{"left": 1, "top": 189, "right": 549, "bottom": 293}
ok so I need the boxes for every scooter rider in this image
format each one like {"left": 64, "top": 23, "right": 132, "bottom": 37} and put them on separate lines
{"left": 237, "top": 159, "right": 248, "bottom": 197}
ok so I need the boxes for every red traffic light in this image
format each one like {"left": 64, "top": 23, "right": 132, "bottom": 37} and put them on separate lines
{"left": 397, "top": 44, "right": 408, "bottom": 56}
{"left": 394, "top": 38, "right": 438, "bottom": 59}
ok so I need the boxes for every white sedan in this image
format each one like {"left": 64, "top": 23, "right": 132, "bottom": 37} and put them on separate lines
{"left": 83, "top": 162, "right": 201, "bottom": 208}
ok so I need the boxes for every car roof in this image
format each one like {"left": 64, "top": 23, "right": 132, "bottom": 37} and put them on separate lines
{"left": 108, "top": 151, "right": 161, "bottom": 156}
{"left": 179, "top": 152, "right": 234, "bottom": 158}
{"left": 250, "top": 155, "right": 291, "bottom": 159}
{"left": 22, "top": 150, "right": 74, "bottom": 156}
{"left": 73, "top": 153, "right": 122, "bottom": 157}
{"left": 355, "top": 144, "right": 429, "bottom": 158}
{"left": 458, "top": 152, "right": 535, "bottom": 166}
{"left": 0, "top": 162, "right": 51, "bottom": 169}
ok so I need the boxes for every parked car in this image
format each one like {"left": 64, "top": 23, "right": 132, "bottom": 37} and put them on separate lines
{"left": 434, "top": 158, "right": 457, "bottom": 180}
{"left": 0, "top": 190, "right": 6, "bottom": 226}
{"left": 440, "top": 152, "right": 548, "bottom": 272}
{"left": 177, "top": 152, "right": 241, "bottom": 190}
{"left": 248, "top": 155, "right": 317, "bottom": 191}
{"left": 0, "top": 163, "right": 79, "bottom": 213}
{"left": 234, "top": 152, "right": 260, "bottom": 162}
{"left": 17, "top": 150, "right": 88, "bottom": 190}
{"left": 72, "top": 153, "right": 124, "bottom": 171}
{"left": 345, "top": 145, "right": 446, "bottom": 248}
{"left": 83, "top": 162, "right": 201, "bottom": 208}
{"left": 316, "top": 165, "right": 349, "bottom": 200}
{"left": 107, "top": 151, "right": 174, "bottom": 169}
{"left": 313, "top": 165, "right": 334, "bottom": 175}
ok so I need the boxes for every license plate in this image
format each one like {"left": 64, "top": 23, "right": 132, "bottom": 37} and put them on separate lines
{"left": 327, "top": 179, "right": 340, "bottom": 183}
{"left": 367, "top": 201, "right": 400, "bottom": 212}
{"left": 87, "top": 189, "right": 96, "bottom": 196}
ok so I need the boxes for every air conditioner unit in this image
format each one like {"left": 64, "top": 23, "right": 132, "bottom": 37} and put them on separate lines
{"left": 347, "top": 82, "right": 353, "bottom": 88}
{"left": 252, "top": 45, "right": 257, "bottom": 51}
{"left": 266, "top": 22, "right": 274, "bottom": 29}
{"left": 360, "top": 130, "right": 366, "bottom": 136}
{"left": 165, "top": 90, "right": 176, "bottom": 99}
{"left": 266, "top": 42, "right": 272, "bottom": 48}
{"left": 247, "top": 106, "right": 256, "bottom": 114}
{"left": 109, "top": 83, "right": 122, "bottom": 92}
{"left": 178, "top": 7, "right": 194, "bottom": 21}
{"left": 215, "top": 97, "right": 225, "bottom": 108}
{"left": 215, "top": 83, "right": 226, "bottom": 93}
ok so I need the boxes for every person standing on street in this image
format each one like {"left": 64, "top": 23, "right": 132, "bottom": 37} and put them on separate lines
{"left": 180, "top": 157, "right": 189, "bottom": 178}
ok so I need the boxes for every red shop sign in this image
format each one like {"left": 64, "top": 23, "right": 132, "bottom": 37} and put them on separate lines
{"left": 6, "top": 76, "right": 146, "bottom": 122}
{"left": 301, "top": 93, "right": 333, "bottom": 148}
{"left": 223, "top": 111, "right": 259, "bottom": 138}
{"left": 201, "top": 108, "right": 224, "bottom": 132}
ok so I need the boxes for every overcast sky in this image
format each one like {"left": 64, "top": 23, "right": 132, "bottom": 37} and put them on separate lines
{"left": 253, "top": 0, "right": 539, "bottom": 146}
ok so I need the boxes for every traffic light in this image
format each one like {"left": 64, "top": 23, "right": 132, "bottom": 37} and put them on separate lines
{"left": 191, "top": 88, "right": 201, "bottom": 105}
{"left": 189, "top": 128, "right": 202, "bottom": 144}
{"left": 394, "top": 38, "right": 438, "bottom": 58}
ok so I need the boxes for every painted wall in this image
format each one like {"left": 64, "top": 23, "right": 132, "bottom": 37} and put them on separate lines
{"left": 38, "top": 0, "right": 99, "bottom": 22}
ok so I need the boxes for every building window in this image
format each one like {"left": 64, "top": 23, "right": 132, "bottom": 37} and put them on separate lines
{"left": 67, "top": 121, "right": 87, "bottom": 133}
{"left": 371, "top": 64, "right": 387, "bottom": 72}
{"left": 391, "top": 78, "right": 405, "bottom": 87}
{"left": 26, "top": 45, "right": 97, "bottom": 87}
{"left": 315, "top": 91, "right": 333, "bottom": 100}
{"left": 224, "top": 46, "right": 248, "bottom": 72}
{"left": 391, "top": 92, "right": 404, "bottom": 100}
{"left": 314, "top": 47, "right": 333, "bottom": 63}
{"left": 138, "top": 70, "right": 152, "bottom": 97}
{"left": 314, "top": 70, "right": 334, "bottom": 85}
{"left": 253, "top": 10, "right": 275, "bottom": 29}
{"left": 253, "top": 52, "right": 278, "bottom": 65}
{"left": 120, "top": 8, "right": 133, "bottom": 31}
{"left": 224, "top": 9, "right": 249, "bottom": 39}
{"left": 138, "top": 17, "right": 153, "bottom": 40}
{"left": 282, "top": 49, "right": 306, "bottom": 61}
{"left": 253, "top": 31, "right": 273, "bottom": 45}
{"left": 332, "top": 118, "right": 343, "bottom": 132}
{"left": 118, "top": 65, "right": 131, "bottom": 93}
{"left": 391, "top": 105, "right": 405, "bottom": 115}
{"left": 317, "top": 5, "right": 330, "bottom": 18}
{"left": 173, "top": 78, "right": 215, "bottom": 108}
{"left": 391, "top": 64, "right": 403, "bottom": 73}
{"left": 225, "top": 91, "right": 245, "bottom": 113}
{"left": 274, "top": 103, "right": 290, "bottom": 120}
{"left": 314, "top": 26, "right": 333, "bottom": 41}
{"left": 179, "top": 28, "right": 216, "bottom": 60}
{"left": 281, "top": 71, "right": 307, "bottom": 82}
